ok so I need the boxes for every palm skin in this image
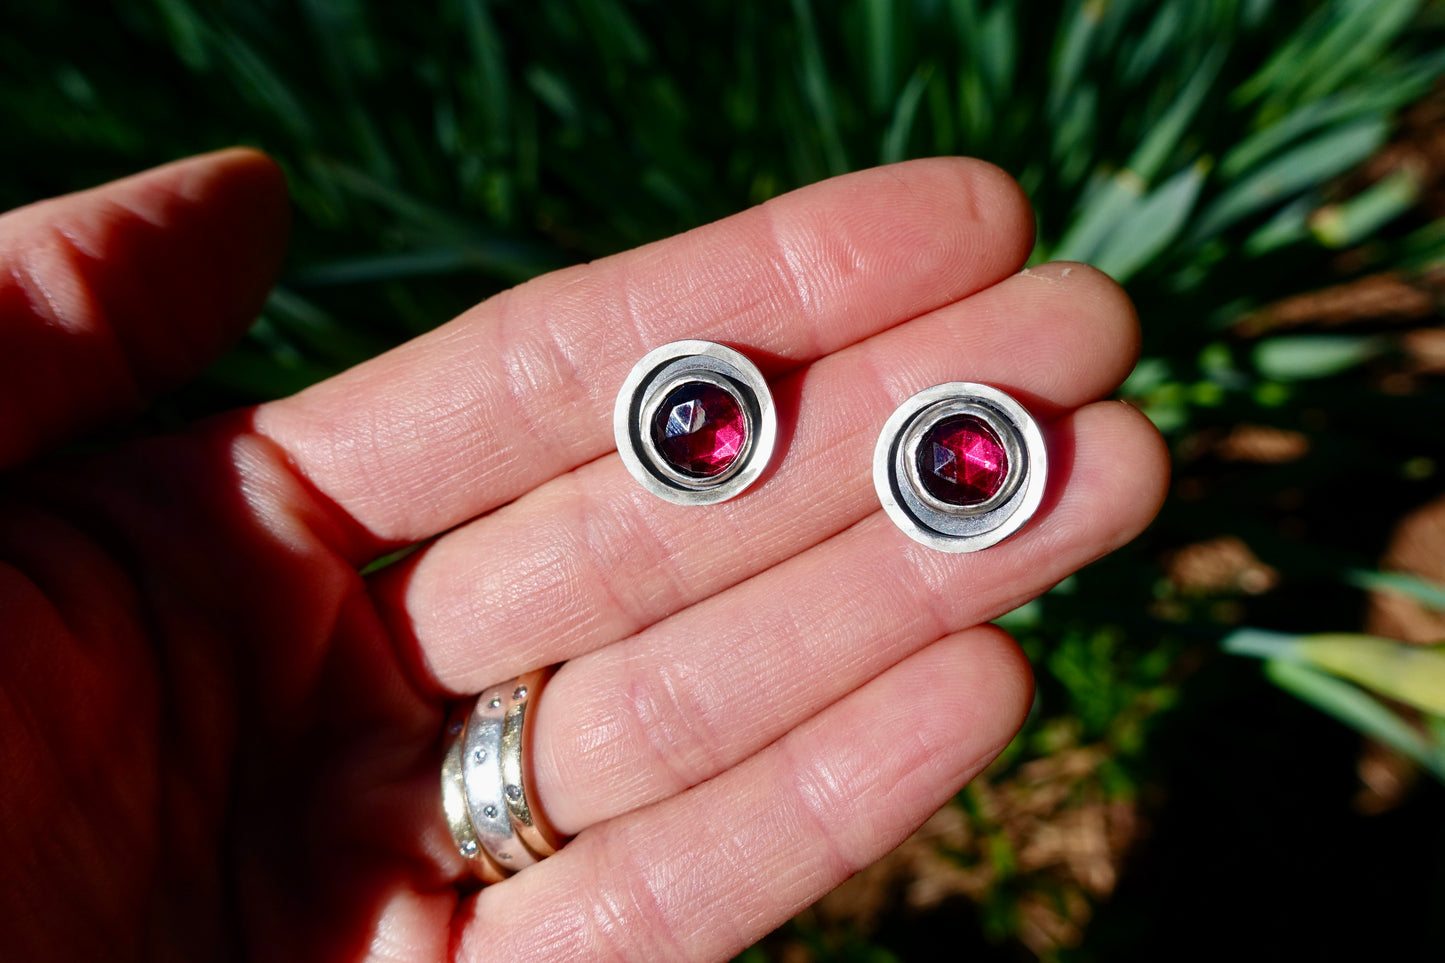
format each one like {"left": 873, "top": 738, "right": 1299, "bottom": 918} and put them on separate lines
{"left": 0, "top": 150, "right": 1167, "bottom": 962}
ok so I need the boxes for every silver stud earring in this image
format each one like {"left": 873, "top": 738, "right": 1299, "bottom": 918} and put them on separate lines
{"left": 614, "top": 340, "right": 778, "bottom": 505}
{"left": 873, "top": 383, "right": 1047, "bottom": 552}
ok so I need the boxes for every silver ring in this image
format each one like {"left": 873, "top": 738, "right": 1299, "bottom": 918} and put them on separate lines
{"left": 461, "top": 683, "right": 539, "bottom": 871}
{"left": 441, "top": 708, "right": 506, "bottom": 882}
{"left": 614, "top": 340, "right": 778, "bottom": 505}
{"left": 444, "top": 669, "right": 566, "bottom": 881}
{"left": 873, "top": 383, "right": 1047, "bottom": 552}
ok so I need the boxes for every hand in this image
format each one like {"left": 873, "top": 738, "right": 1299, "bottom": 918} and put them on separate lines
{"left": 0, "top": 150, "right": 1167, "bottom": 961}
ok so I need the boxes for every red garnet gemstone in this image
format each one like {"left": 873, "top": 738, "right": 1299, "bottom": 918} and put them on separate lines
{"left": 916, "top": 414, "right": 1009, "bottom": 506}
{"left": 651, "top": 381, "right": 747, "bottom": 478}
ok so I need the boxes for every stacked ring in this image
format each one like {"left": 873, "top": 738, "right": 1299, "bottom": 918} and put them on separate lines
{"left": 442, "top": 666, "right": 565, "bottom": 879}
{"left": 441, "top": 705, "right": 507, "bottom": 883}
{"left": 499, "top": 670, "right": 566, "bottom": 857}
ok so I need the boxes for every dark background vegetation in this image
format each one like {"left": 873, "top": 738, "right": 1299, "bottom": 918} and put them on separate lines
{"left": 4, "top": 1, "right": 1445, "bottom": 959}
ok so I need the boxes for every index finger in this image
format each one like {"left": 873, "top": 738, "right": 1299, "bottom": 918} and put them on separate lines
{"left": 253, "top": 159, "right": 1034, "bottom": 551}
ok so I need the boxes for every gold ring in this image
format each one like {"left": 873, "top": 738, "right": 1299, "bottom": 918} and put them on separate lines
{"left": 500, "top": 667, "right": 566, "bottom": 858}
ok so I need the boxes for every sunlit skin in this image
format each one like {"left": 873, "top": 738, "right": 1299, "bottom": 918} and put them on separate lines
{"left": 0, "top": 150, "right": 1167, "bottom": 961}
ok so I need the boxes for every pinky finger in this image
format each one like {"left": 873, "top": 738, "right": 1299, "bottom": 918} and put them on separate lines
{"left": 459, "top": 625, "right": 1032, "bottom": 962}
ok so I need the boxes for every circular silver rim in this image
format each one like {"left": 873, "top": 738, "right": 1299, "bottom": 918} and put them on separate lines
{"left": 873, "top": 383, "right": 1047, "bottom": 553}
{"left": 614, "top": 340, "right": 777, "bottom": 505}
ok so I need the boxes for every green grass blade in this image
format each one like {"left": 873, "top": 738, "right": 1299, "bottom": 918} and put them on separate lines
{"left": 1221, "top": 89, "right": 1402, "bottom": 180}
{"left": 1048, "top": 0, "right": 1103, "bottom": 119}
{"left": 1395, "top": 219, "right": 1445, "bottom": 271}
{"left": 211, "top": 28, "right": 313, "bottom": 138}
{"left": 955, "top": 66, "right": 991, "bottom": 148}
{"left": 1252, "top": 335, "right": 1384, "bottom": 381}
{"left": 524, "top": 64, "right": 584, "bottom": 128}
{"left": 316, "top": 160, "right": 475, "bottom": 239}
{"left": 206, "top": 340, "right": 337, "bottom": 398}
{"left": 1241, "top": 196, "right": 1314, "bottom": 256}
{"left": 300, "top": 0, "right": 395, "bottom": 181}
{"left": 1126, "top": 44, "right": 1226, "bottom": 182}
{"left": 458, "top": 0, "right": 512, "bottom": 154}
{"left": 151, "top": 0, "right": 210, "bottom": 70}
{"left": 977, "top": 1, "right": 1016, "bottom": 99}
{"left": 1120, "top": 0, "right": 1188, "bottom": 85}
{"left": 1051, "top": 81, "right": 1099, "bottom": 187}
{"left": 790, "top": 0, "right": 849, "bottom": 176}
{"left": 947, "top": 0, "right": 982, "bottom": 68}
{"left": 263, "top": 287, "right": 384, "bottom": 366}
{"left": 1222, "top": 629, "right": 1301, "bottom": 661}
{"left": 1294, "top": 0, "right": 1421, "bottom": 106}
{"left": 880, "top": 64, "right": 933, "bottom": 164}
{"left": 1233, "top": 0, "right": 1358, "bottom": 110}
{"left": 289, "top": 243, "right": 563, "bottom": 287}
{"left": 639, "top": 167, "right": 700, "bottom": 222}
{"left": 1264, "top": 659, "right": 1445, "bottom": 782}
{"left": 1242, "top": 0, "right": 1274, "bottom": 28}
{"left": 1224, "top": 49, "right": 1445, "bottom": 179}
{"left": 1091, "top": 160, "right": 1207, "bottom": 281}
{"left": 864, "top": 0, "right": 896, "bottom": 113}
{"left": 948, "top": 0, "right": 992, "bottom": 145}
{"left": 576, "top": 0, "right": 653, "bottom": 70}
{"left": 925, "top": 60, "right": 957, "bottom": 155}
{"left": 1294, "top": 635, "right": 1445, "bottom": 716}
{"left": 1232, "top": 628, "right": 1445, "bottom": 718}
{"left": 1190, "top": 116, "right": 1389, "bottom": 240}
{"left": 1051, "top": 169, "right": 1143, "bottom": 264}
{"left": 1310, "top": 168, "right": 1421, "bottom": 247}
{"left": 1346, "top": 570, "right": 1445, "bottom": 612}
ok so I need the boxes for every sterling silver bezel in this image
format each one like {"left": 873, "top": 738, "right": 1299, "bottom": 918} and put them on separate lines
{"left": 873, "top": 383, "right": 1047, "bottom": 553}
{"left": 638, "top": 371, "right": 753, "bottom": 488}
{"left": 614, "top": 340, "right": 777, "bottom": 505}
{"left": 900, "top": 399, "right": 1026, "bottom": 517}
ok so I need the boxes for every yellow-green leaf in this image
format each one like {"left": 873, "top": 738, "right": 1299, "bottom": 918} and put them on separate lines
{"left": 1297, "top": 634, "right": 1445, "bottom": 717}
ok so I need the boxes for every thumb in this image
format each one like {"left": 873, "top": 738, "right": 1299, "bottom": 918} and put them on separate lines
{"left": 0, "top": 148, "right": 289, "bottom": 468}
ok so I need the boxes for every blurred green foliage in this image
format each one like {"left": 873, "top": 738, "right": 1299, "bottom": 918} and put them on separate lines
{"left": 4, "top": 0, "right": 1445, "bottom": 958}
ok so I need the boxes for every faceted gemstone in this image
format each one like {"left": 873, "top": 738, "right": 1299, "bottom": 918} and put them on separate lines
{"left": 916, "top": 414, "right": 1009, "bottom": 506}
{"left": 651, "top": 381, "right": 747, "bottom": 478}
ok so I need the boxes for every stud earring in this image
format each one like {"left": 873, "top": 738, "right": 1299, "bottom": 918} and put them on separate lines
{"left": 614, "top": 340, "right": 778, "bottom": 505}
{"left": 873, "top": 383, "right": 1047, "bottom": 552}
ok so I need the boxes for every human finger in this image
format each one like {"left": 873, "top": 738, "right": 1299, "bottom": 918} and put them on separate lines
{"left": 517, "top": 399, "right": 1166, "bottom": 834}
{"left": 253, "top": 158, "right": 1034, "bottom": 551}
{"left": 384, "top": 262, "right": 1139, "bottom": 693}
{"left": 0, "top": 149, "right": 288, "bottom": 468}
{"left": 458, "top": 626, "right": 1032, "bottom": 962}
